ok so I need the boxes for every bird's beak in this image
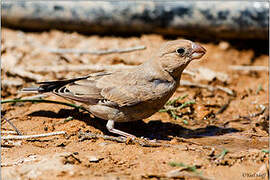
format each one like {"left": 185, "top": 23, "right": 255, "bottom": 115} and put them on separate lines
{"left": 191, "top": 43, "right": 206, "bottom": 60}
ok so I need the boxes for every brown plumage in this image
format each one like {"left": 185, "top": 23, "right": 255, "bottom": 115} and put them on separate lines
{"left": 22, "top": 39, "right": 206, "bottom": 137}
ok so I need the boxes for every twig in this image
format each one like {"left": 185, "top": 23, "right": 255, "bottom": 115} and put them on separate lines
{"left": 79, "top": 131, "right": 126, "bottom": 142}
{"left": 8, "top": 67, "right": 43, "bottom": 81}
{"left": 1, "top": 130, "right": 18, "bottom": 135}
{"left": 216, "top": 99, "right": 231, "bottom": 114}
{"left": 79, "top": 132, "right": 222, "bottom": 151}
{"left": 180, "top": 80, "right": 234, "bottom": 96}
{"left": 182, "top": 69, "right": 196, "bottom": 76}
{"left": 44, "top": 45, "right": 146, "bottom": 55}
{"left": 2, "top": 52, "right": 42, "bottom": 81}
{"left": 25, "top": 64, "right": 134, "bottom": 73}
{"left": 181, "top": 80, "right": 214, "bottom": 90}
{"left": 1, "top": 116, "right": 22, "bottom": 135}
{"left": 229, "top": 65, "right": 268, "bottom": 72}
{"left": 20, "top": 94, "right": 49, "bottom": 100}
{"left": 184, "top": 68, "right": 229, "bottom": 83}
{"left": 2, "top": 79, "right": 23, "bottom": 87}
{"left": 216, "top": 86, "right": 235, "bottom": 96}
{"left": 2, "top": 140, "right": 22, "bottom": 148}
{"left": 224, "top": 105, "right": 267, "bottom": 126}
{"left": 1, "top": 98, "right": 90, "bottom": 112}
{"left": 2, "top": 131, "right": 66, "bottom": 140}
{"left": 78, "top": 131, "right": 164, "bottom": 147}
{"left": 250, "top": 104, "right": 267, "bottom": 117}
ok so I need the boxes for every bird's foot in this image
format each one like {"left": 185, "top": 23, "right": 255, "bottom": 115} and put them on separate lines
{"left": 106, "top": 120, "right": 136, "bottom": 139}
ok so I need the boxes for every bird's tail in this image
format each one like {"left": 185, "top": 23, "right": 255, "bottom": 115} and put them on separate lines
{"left": 20, "top": 87, "right": 44, "bottom": 93}
{"left": 21, "top": 76, "right": 89, "bottom": 93}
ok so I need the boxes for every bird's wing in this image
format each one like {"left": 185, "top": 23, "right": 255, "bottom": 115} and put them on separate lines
{"left": 96, "top": 70, "right": 175, "bottom": 107}
{"left": 38, "top": 70, "right": 174, "bottom": 107}
{"left": 59, "top": 70, "right": 152, "bottom": 106}
{"left": 37, "top": 72, "right": 110, "bottom": 104}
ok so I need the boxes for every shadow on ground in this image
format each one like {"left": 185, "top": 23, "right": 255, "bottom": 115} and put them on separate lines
{"left": 29, "top": 108, "right": 239, "bottom": 140}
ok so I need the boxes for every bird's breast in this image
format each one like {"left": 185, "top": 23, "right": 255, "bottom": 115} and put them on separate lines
{"left": 150, "top": 78, "right": 176, "bottom": 96}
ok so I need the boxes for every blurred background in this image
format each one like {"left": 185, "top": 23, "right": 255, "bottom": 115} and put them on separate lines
{"left": 1, "top": 1, "right": 269, "bottom": 180}
{"left": 2, "top": 1, "right": 269, "bottom": 40}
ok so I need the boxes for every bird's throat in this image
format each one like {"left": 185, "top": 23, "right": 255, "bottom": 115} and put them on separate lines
{"left": 163, "top": 62, "right": 189, "bottom": 81}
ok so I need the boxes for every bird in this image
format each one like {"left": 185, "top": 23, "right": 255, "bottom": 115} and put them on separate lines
{"left": 22, "top": 39, "right": 206, "bottom": 138}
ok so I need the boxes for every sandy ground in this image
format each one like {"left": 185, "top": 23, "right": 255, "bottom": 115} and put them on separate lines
{"left": 1, "top": 27, "right": 269, "bottom": 180}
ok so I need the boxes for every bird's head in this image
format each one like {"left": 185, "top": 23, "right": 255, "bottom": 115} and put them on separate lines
{"left": 158, "top": 39, "right": 206, "bottom": 78}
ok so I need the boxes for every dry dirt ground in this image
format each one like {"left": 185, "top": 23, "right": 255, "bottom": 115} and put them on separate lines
{"left": 1, "top": 27, "right": 269, "bottom": 180}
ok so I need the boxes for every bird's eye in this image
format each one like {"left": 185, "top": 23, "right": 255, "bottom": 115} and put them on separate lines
{"left": 176, "top": 48, "right": 185, "bottom": 54}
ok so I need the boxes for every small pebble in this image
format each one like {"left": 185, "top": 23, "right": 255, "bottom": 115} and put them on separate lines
{"left": 88, "top": 156, "right": 102, "bottom": 163}
{"left": 218, "top": 41, "right": 230, "bottom": 50}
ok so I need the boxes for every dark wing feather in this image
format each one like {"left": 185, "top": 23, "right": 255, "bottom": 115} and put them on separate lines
{"left": 36, "top": 76, "right": 90, "bottom": 93}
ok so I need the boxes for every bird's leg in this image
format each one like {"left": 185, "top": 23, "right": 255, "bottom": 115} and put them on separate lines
{"left": 106, "top": 120, "right": 136, "bottom": 139}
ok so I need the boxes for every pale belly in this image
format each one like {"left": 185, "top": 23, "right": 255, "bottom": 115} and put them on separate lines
{"left": 89, "top": 85, "right": 177, "bottom": 122}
